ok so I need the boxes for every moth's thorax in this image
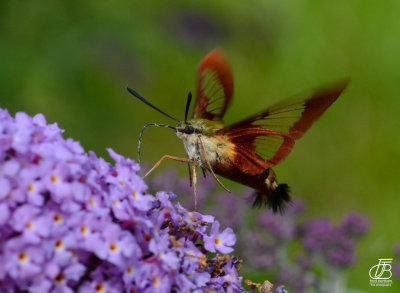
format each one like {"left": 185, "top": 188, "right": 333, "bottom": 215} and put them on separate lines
{"left": 175, "top": 119, "right": 232, "bottom": 168}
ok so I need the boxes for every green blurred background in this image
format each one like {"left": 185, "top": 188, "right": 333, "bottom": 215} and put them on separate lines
{"left": 1, "top": 0, "right": 399, "bottom": 291}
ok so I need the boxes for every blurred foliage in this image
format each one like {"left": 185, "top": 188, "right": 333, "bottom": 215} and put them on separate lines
{"left": 1, "top": 0, "right": 399, "bottom": 291}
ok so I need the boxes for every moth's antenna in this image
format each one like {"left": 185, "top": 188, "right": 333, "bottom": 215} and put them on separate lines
{"left": 127, "top": 87, "right": 180, "bottom": 123}
{"left": 184, "top": 92, "right": 192, "bottom": 124}
{"left": 138, "top": 123, "right": 176, "bottom": 164}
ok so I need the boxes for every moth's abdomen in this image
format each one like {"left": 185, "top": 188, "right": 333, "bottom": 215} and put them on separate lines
{"left": 213, "top": 161, "right": 291, "bottom": 213}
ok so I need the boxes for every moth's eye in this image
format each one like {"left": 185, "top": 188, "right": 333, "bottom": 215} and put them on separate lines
{"left": 184, "top": 125, "right": 194, "bottom": 134}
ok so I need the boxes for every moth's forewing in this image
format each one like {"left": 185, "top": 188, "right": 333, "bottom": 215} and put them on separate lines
{"left": 193, "top": 49, "right": 234, "bottom": 121}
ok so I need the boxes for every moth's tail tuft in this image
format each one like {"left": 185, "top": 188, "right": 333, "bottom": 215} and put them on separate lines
{"left": 252, "top": 184, "right": 291, "bottom": 214}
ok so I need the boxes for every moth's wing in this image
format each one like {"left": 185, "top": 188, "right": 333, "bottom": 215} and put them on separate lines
{"left": 192, "top": 49, "right": 234, "bottom": 121}
{"left": 217, "top": 79, "right": 349, "bottom": 174}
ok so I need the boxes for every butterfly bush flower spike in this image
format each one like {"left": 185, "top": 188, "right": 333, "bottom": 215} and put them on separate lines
{"left": 0, "top": 107, "right": 261, "bottom": 292}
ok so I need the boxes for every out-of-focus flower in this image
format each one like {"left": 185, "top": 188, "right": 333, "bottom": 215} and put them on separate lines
{"left": 394, "top": 243, "right": 400, "bottom": 258}
{"left": 0, "top": 108, "right": 253, "bottom": 292}
{"left": 340, "top": 212, "right": 370, "bottom": 238}
{"left": 393, "top": 242, "right": 400, "bottom": 281}
{"left": 299, "top": 213, "right": 370, "bottom": 268}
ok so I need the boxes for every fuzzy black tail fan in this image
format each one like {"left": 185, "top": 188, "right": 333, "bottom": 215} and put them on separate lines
{"left": 253, "top": 184, "right": 291, "bottom": 214}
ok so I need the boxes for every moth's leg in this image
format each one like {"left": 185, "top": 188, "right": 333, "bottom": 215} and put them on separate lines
{"left": 198, "top": 136, "right": 231, "bottom": 193}
{"left": 187, "top": 162, "right": 193, "bottom": 187}
{"left": 191, "top": 160, "right": 200, "bottom": 210}
{"left": 202, "top": 168, "right": 207, "bottom": 178}
{"left": 142, "top": 155, "right": 191, "bottom": 179}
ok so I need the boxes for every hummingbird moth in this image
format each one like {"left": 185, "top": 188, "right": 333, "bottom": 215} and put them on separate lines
{"left": 128, "top": 49, "right": 349, "bottom": 213}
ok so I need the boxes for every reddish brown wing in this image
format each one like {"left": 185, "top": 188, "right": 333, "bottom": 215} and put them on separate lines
{"left": 192, "top": 49, "right": 234, "bottom": 121}
{"left": 217, "top": 79, "right": 349, "bottom": 175}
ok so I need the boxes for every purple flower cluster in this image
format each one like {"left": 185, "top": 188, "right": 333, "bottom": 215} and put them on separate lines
{"left": 0, "top": 108, "right": 246, "bottom": 292}
{"left": 299, "top": 212, "right": 369, "bottom": 267}
{"left": 148, "top": 168, "right": 370, "bottom": 293}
